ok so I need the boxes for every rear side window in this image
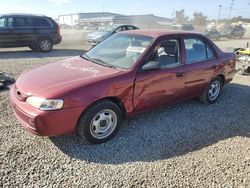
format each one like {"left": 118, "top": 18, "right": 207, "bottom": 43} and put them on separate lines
{"left": 184, "top": 38, "right": 206, "bottom": 64}
{"left": 206, "top": 43, "right": 215, "bottom": 59}
{"left": 26, "top": 17, "right": 52, "bottom": 27}
{"left": 0, "top": 17, "right": 5, "bottom": 28}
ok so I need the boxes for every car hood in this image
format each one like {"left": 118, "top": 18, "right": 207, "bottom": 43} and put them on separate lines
{"left": 88, "top": 31, "right": 110, "bottom": 38}
{"left": 16, "top": 56, "right": 121, "bottom": 98}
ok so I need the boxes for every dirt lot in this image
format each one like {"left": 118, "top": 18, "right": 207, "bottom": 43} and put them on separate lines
{"left": 0, "top": 32, "right": 250, "bottom": 187}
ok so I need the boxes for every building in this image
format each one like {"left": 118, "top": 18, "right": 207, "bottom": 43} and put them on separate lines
{"left": 58, "top": 12, "right": 122, "bottom": 27}
{"left": 58, "top": 12, "right": 172, "bottom": 29}
{"left": 114, "top": 14, "right": 172, "bottom": 29}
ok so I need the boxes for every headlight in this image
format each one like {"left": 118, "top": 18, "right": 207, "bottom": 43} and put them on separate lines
{"left": 26, "top": 96, "right": 63, "bottom": 111}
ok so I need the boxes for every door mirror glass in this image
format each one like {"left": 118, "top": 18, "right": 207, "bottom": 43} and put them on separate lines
{"left": 142, "top": 61, "right": 160, "bottom": 71}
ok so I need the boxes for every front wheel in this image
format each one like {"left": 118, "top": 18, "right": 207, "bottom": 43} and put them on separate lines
{"left": 77, "top": 100, "right": 123, "bottom": 144}
{"left": 29, "top": 45, "right": 37, "bottom": 51}
{"left": 37, "top": 38, "right": 53, "bottom": 52}
{"left": 199, "top": 77, "right": 223, "bottom": 104}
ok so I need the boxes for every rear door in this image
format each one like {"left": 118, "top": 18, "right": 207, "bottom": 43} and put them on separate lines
{"left": 183, "top": 37, "right": 217, "bottom": 98}
{"left": 0, "top": 17, "right": 18, "bottom": 47}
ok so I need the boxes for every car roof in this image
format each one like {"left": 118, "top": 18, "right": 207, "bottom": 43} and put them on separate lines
{"left": 1, "top": 13, "right": 47, "bottom": 18}
{"left": 121, "top": 29, "right": 203, "bottom": 38}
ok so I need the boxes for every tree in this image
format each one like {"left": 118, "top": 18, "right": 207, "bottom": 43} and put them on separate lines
{"left": 192, "top": 12, "right": 207, "bottom": 26}
{"left": 175, "top": 9, "right": 189, "bottom": 24}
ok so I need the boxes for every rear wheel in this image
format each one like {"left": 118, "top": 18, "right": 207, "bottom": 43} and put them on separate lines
{"left": 77, "top": 100, "right": 123, "bottom": 144}
{"left": 199, "top": 77, "right": 223, "bottom": 104}
{"left": 238, "top": 68, "right": 245, "bottom": 75}
{"left": 37, "top": 38, "right": 53, "bottom": 52}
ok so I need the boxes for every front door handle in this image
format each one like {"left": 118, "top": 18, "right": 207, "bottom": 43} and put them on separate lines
{"left": 176, "top": 72, "right": 184, "bottom": 77}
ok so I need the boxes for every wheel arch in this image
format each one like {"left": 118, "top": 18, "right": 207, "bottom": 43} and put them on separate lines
{"left": 79, "top": 96, "right": 127, "bottom": 121}
{"left": 215, "top": 74, "right": 225, "bottom": 86}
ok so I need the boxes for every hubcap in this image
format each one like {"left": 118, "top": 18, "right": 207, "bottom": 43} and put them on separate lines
{"left": 40, "top": 40, "right": 51, "bottom": 51}
{"left": 90, "top": 109, "right": 117, "bottom": 139}
{"left": 208, "top": 80, "right": 221, "bottom": 101}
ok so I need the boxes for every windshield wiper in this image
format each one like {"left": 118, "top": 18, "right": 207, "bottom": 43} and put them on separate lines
{"left": 81, "top": 54, "right": 117, "bottom": 69}
{"left": 91, "top": 58, "right": 117, "bottom": 69}
{"left": 80, "top": 53, "right": 92, "bottom": 61}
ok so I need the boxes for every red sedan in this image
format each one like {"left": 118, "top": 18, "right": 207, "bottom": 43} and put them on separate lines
{"left": 10, "top": 30, "right": 236, "bottom": 144}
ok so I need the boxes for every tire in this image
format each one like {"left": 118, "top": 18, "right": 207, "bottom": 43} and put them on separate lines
{"left": 247, "top": 66, "right": 250, "bottom": 73}
{"left": 238, "top": 68, "right": 245, "bottom": 75}
{"left": 77, "top": 100, "right": 123, "bottom": 144}
{"left": 37, "top": 37, "right": 53, "bottom": 52}
{"left": 199, "top": 77, "right": 223, "bottom": 104}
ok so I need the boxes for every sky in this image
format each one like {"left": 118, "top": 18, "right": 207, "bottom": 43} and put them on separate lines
{"left": 0, "top": 0, "right": 250, "bottom": 19}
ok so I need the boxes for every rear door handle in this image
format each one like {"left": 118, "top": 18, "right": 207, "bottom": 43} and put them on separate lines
{"left": 206, "top": 65, "right": 217, "bottom": 70}
{"left": 176, "top": 72, "right": 184, "bottom": 77}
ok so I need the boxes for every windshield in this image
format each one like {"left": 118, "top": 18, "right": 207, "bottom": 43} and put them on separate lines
{"left": 83, "top": 33, "right": 153, "bottom": 69}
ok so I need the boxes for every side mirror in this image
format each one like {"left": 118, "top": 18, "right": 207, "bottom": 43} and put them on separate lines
{"left": 142, "top": 61, "right": 160, "bottom": 71}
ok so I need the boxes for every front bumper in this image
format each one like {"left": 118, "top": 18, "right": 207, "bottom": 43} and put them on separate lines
{"left": 10, "top": 86, "right": 84, "bottom": 136}
{"left": 86, "top": 39, "right": 99, "bottom": 46}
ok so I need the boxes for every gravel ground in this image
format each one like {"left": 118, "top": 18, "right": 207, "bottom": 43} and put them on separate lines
{"left": 0, "top": 36, "right": 250, "bottom": 187}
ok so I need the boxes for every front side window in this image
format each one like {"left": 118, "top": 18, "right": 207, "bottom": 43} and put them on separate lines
{"left": 115, "top": 26, "right": 127, "bottom": 33}
{"left": 13, "top": 17, "right": 26, "bottom": 27}
{"left": 6, "top": 17, "right": 13, "bottom": 27}
{"left": 83, "top": 33, "right": 153, "bottom": 69}
{"left": 0, "top": 17, "right": 5, "bottom": 28}
{"left": 127, "top": 26, "right": 136, "bottom": 30}
{"left": 153, "top": 39, "right": 181, "bottom": 69}
{"left": 184, "top": 38, "right": 206, "bottom": 64}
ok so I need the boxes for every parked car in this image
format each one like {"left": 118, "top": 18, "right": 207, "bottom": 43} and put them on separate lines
{"left": 181, "top": 24, "right": 195, "bottom": 31}
{"left": 221, "top": 25, "right": 246, "bottom": 39}
{"left": 234, "top": 46, "right": 250, "bottom": 75}
{"left": 0, "top": 14, "right": 62, "bottom": 52}
{"left": 10, "top": 30, "right": 236, "bottom": 144}
{"left": 205, "top": 29, "right": 221, "bottom": 40}
{"left": 59, "top": 24, "right": 72, "bottom": 29}
{"left": 86, "top": 24, "right": 139, "bottom": 45}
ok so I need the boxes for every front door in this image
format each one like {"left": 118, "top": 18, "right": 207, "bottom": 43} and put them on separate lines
{"left": 0, "top": 17, "right": 17, "bottom": 47}
{"left": 134, "top": 38, "right": 186, "bottom": 112}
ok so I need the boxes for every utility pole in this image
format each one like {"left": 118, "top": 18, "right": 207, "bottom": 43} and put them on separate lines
{"left": 217, "top": 4, "right": 222, "bottom": 26}
{"left": 172, "top": 9, "right": 176, "bottom": 23}
{"left": 229, "top": 0, "right": 235, "bottom": 20}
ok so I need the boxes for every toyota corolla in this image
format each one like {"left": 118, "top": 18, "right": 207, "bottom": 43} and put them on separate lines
{"left": 10, "top": 30, "right": 236, "bottom": 144}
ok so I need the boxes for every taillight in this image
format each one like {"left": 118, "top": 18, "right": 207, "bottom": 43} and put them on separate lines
{"left": 56, "top": 25, "right": 60, "bottom": 34}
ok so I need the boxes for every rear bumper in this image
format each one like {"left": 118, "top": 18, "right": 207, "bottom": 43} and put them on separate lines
{"left": 53, "top": 34, "right": 62, "bottom": 45}
{"left": 9, "top": 86, "right": 84, "bottom": 136}
{"left": 225, "top": 71, "right": 236, "bottom": 84}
